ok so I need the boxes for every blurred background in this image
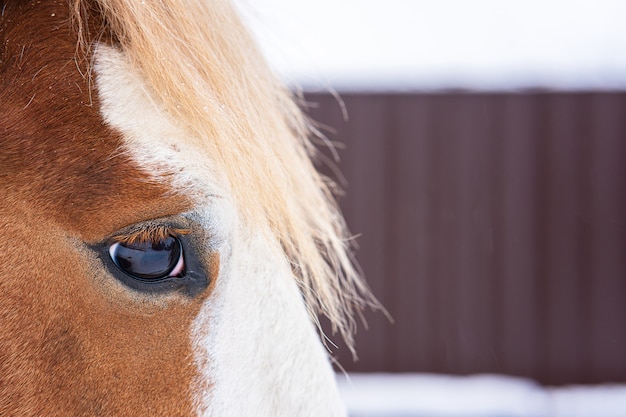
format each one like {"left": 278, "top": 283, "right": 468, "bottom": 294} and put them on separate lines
{"left": 237, "top": 1, "right": 626, "bottom": 416}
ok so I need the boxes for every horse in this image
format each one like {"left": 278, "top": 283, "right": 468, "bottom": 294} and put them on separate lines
{"left": 0, "top": 0, "right": 374, "bottom": 414}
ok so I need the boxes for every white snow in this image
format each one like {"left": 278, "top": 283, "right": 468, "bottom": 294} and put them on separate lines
{"left": 236, "top": 0, "right": 626, "bottom": 91}
{"left": 336, "top": 373, "right": 626, "bottom": 417}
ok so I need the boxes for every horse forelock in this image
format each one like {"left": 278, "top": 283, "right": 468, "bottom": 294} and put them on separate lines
{"left": 71, "top": 0, "right": 377, "bottom": 346}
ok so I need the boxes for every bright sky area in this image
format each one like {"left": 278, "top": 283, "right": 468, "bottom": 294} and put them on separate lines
{"left": 236, "top": 0, "right": 626, "bottom": 91}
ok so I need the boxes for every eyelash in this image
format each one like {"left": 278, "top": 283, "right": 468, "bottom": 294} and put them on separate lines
{"left": 112, "top": 226, "right": 191, "bottom": 246}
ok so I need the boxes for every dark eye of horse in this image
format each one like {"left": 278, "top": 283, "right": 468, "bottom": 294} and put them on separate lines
{"left": 108, "top": 236, "right": 184, "bottom": 281}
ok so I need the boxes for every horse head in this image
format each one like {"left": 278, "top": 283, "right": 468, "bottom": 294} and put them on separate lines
{"left": 0, "top": 0, "right": 373, "bottom": 414}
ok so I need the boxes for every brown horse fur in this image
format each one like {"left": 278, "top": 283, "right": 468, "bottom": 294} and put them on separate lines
{"left": 0, "top": 1, "right": 207, "bottom": 414}
{"left": 0, "top": 0, "right": 378, "bottom": 414}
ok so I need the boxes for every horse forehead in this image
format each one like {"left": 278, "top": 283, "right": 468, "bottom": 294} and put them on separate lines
{"left": 0, "top": 2, "right": 191, "bottom": 240}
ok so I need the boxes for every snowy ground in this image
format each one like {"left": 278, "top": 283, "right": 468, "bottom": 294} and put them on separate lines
{"left": 336, "top": 373, "right": 626, "bottom": 417}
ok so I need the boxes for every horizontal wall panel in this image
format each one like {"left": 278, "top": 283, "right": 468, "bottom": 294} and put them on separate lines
{"left": 304, "top": 92, "right": 626, "bottom": 386}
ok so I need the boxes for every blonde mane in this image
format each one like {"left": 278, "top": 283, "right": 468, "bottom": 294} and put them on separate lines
{"left": 72, "top": 0, "right": 376, "bottom": 349}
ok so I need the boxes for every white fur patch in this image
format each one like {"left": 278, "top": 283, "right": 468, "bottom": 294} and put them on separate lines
{"left": 94, "top": 45, "right": 346, "bottom": 416}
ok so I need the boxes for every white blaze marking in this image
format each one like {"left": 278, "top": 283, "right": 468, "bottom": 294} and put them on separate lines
{"left": 94, "top": 45, "right": 346, "bottom": 416}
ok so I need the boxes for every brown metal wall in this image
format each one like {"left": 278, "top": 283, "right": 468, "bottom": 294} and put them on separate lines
{"left": 305, "top": 92, "right": 626, "bottom": 386}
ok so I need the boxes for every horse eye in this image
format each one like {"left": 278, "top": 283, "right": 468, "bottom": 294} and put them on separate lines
{"left": 108, "top": 236, "right": 184, "bottom": 281}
